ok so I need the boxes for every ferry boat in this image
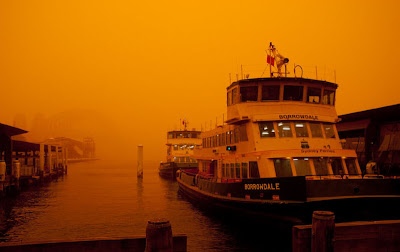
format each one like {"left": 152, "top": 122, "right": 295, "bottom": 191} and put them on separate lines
{"left": 177, "top": 44, "right": 400, "bottom": 224}
{"left": 159, "top": 121, "right": 202, "bottom": 180}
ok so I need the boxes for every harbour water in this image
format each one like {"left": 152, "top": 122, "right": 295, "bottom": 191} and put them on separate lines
{"left": 0, "top": 160, "right": 291, "bottom": 251}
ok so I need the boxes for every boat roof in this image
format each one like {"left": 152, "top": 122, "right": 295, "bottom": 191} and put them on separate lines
{"left": 168, "top": 130, "right": 201, "bottom": 134}
{"left": 227, "top": 77, "right": 338, "bottom": 90}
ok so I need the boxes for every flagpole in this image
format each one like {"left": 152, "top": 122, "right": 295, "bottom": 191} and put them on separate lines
{"left": 269, "top": 44, "right": 272, "bottom": 77}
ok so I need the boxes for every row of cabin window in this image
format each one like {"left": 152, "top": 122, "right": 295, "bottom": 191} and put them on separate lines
{"left": 202, "top": 125, "right": 248, "bottom": 148}
{"left": 173, "top": 157, "right": 197, "bottom": 163}
{"left": 227, "top": 85, "right": 335, "bottom": 106}
{"left": 171, "top": 144, "right": 200, "bottom": 151}
{"left": 221, "top": 162, "right": 260, "bottom": 179}
{"left": 274, "top": 157, "right": 359, "bottom": 177}
{"left": 167, "top": 132, "right": 201, "bottom": 139}
{"left": 259, "top": 121, "right": 336, "bottom": 139}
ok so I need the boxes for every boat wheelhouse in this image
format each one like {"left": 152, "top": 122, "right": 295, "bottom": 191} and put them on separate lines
{"left": 177, "top": 46, "right": 400, "bottom": 223}
{"left": 194, "top": 77, "right": 360, "bottom": 180}
{"left": 159, "top": 128, "right": 201, "bottom": 179}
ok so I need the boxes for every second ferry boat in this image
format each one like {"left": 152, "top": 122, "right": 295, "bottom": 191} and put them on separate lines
{"left": 177, "top": 44, "right": 400, "bottom": 223}
{"left": 159, "top": 120, "right": 202, "bottom": 180}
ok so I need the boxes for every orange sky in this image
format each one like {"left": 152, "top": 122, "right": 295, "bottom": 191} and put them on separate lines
{"left": 1, "top": 0, "right": 400, "bottom": 162}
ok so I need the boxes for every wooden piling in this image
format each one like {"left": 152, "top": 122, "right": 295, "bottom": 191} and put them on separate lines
{"left": 145, "top": 218, "right": 173, "bottom": 252}
{"left": 311, "top": 211, "right": 335, "bottom": 252}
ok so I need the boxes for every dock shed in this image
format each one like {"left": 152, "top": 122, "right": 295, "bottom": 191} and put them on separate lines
{"left": 0, "top": 123, "right": 27, "bottom": 173}
{"left": 337, "top": 104, "right": 400, "bottom": 174}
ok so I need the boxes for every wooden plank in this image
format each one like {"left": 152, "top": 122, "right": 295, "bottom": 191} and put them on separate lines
{"left": 293, "top": 220, "right": 400, "bottom": 252}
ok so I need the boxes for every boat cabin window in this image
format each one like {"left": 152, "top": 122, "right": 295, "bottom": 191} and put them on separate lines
{"left": 230, "top": 163, "right": 235, "bottom": 178}
{"left": 283, "top": 85, "right": 304, "bottom": 101}
{"left": 307, "top": 87, "right": 321, "bottom": 103}
{"left": 259, "top": 122, "right": 275, "bottom": 138}
{"left": 226, "top": 164, "right": 230, "bottom": 177}
{"left": 168, "top": 133, "right": 174, "bottom": 139}
{"left": 235, "top": 163, "right": 241, "bottom": 178}
{"left": 249, "top": 161, "right": 260, "bottom": 178}
{"left": 277, "top": 122, "right": 293, "bottom": 137}
{"left": 240, "top": 86, "right": 258, "bottom": 102}
{"left": 323, "top": 123, "right": 336, "bottom": 138}
{"left": 227, "top": 91, "right": 232, "bottom": 106}
{"left": 221, "top": 133, "right": 226, "bottom": 145}
{"left": 230, "top": 130, "right": 234, "bottom": 144}
{"left": 241, "top": 163, "right": 248, "bottom": 178}
{"left": 226, "top": 132, "right": 231, "bottom": 145}
{"left": 173, "top": 145, "right": 178, "bottom": 150}
{"left": 294, "top": 122, "right": 309, "bottom": 137}
{"left": 312, "top": 158, "right": 330, "bottom": 175}
{"left": 232, "top": 88, "right": 238, "bottom": 105}
{"left": 221, "top": 164, "right": 226, "bottom": 177}
{"left": 345, "top": 158, "right": 359, "bottom": 175}
{"left": 322, "top": 89, "right": 335, "bottom": 105}
{"left": 262, "top": 85, "right": 280, "bottom": 101}
{"left": 309, "top": 122, "right": 323, "bottom": 138}
{"left": 331, "top": 158, "right": 344, "bottom": 175}
{"left": 274, "top": 159, "right": 292, "bottom": 177}
{"left": 293, "top": 158, "right": 312, "bottom": 176}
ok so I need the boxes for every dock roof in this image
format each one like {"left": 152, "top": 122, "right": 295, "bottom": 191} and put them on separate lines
{"left": 0, "top": 123, "right": 27, "bottom": 136}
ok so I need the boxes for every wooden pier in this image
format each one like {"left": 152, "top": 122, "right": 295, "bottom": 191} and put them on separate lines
{"left": 0, "top": 219, "right": 187, "bottom": 252}
{"left": 293, "top": 211, "right": 400, "bottom": 252}
{"left": 0, "top": 123, "right": 67, "bottom": 197}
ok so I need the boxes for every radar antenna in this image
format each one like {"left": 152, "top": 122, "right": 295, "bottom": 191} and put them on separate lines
{"left": 267, "top": 43, "right": 289, "bottom": 77}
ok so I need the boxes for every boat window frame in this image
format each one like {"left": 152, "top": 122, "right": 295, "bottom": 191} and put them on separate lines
{"left": 277, "top": 121, "right": 293, "bottom": 138}
{"left": 322, "top": 89, "right": 335, "bottom": 106}
{"left": 294, "top": 121, "right": 309, "bottom": 138}
{"left": 283, "top": 85, "right": 304, "bottom": 102}
{"left": 344, "top": 158, "right": 359, "bottom": 175}
{"left": 241, "top": 162, "right": 248, "bottom": 179}
{"left": 307, "top": 86, "right": 322, "bottom": 104}
{"left": 261, "top": 84, "right": 280, "bottom": 101}
{"left": 230, "top": 163, "right": 235, "bottom": 178}
{"left": 240, "top": 85, "right": 259, "bottom": 102}
{"left": 225, "top": 163, "right": 230, "bottom": 177}
{"left": 331, "top": 158, "right": 344, "bottom": 175}
{"left": 235, "top": 163, "right": 241, "bottom": 178}
{"left": 249, "top": 161, "right": 260, "bottom": 178}
{"left": 312, "top": 158, "right": 331, "bottom": 176}
{"left": 232, "top": 88, "right": 238, "bottom": 105}
{"left": 309, "top": 122, "right": 324, "bottom": 138}
{"left": 293, "top": 158, "right": 313, "bottom": 176}
{"left": 258, "top": 122, "right": 276, "bottom": 138}
{"left": 273, "top": 158, "right": 293, "bottom": 177}
{"left": 323, "top": 123, "right": 337, "bottom": 139}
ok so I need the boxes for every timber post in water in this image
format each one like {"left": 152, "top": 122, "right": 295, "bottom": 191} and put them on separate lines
{"left": 146, "top": 218, "right": 173, "bottom": 252}
{"left": 311, "top": 211, "right": 335, "bottom": 252}
{"left": 137, "top": 145, "right": 143, "bottom": 178}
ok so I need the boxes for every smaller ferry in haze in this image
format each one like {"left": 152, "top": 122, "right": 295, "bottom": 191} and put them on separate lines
{"left": 177, "top": 43, "right": 400, "bottom": 223}
{"left": 159, "top": 120, "right": 202, "bottom": 180}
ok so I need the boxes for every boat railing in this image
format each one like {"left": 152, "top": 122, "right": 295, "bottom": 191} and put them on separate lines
{"left": 305, "top": 174, "right": 384, "bottom": 180}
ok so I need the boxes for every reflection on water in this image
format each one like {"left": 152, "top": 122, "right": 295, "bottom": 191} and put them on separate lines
{"left": 0, "top": 160, "right": 291, "bottom": 251}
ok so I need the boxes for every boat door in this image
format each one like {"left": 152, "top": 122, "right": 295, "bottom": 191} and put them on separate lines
{"left": 210, "top": 160, "right": 218, "bottom": 177}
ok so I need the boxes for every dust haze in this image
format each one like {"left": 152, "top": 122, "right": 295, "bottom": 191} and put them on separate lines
{"left": 1, "top": 0, "right": 400, "bottom": 162}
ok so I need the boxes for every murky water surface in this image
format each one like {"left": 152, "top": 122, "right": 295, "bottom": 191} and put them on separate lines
{"left": 0, "top": 161, "right": 290, "bottom": 251}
